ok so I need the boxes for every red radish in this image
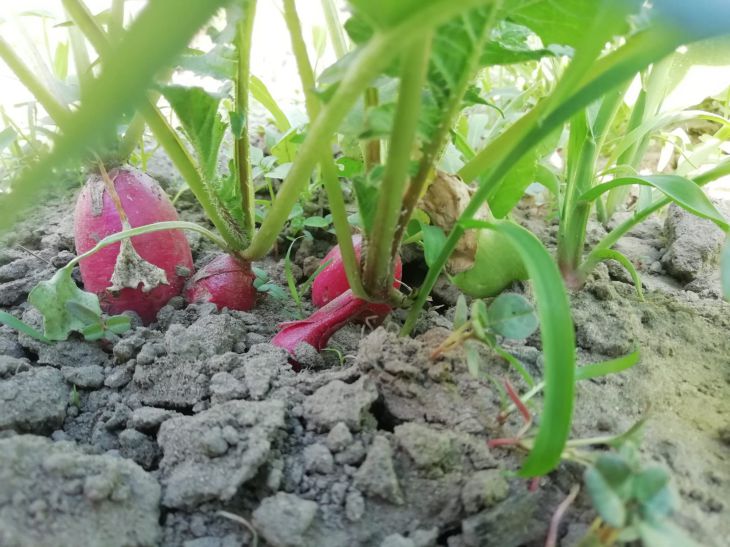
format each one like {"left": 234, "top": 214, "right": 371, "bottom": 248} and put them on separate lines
{"left": 273, "top": 236, "right": 403, "bottom": 363}
{"left": 74, "top": 166, "right": 193, "bottom": 325}
{"left": 311, "top": 235, "right": 402, "bottom": 308}
{"left": 272, "top": 289, "right": 387, "bottom": 368}
{"left": 184, "top": 253, "right": 257, "bottom": 311}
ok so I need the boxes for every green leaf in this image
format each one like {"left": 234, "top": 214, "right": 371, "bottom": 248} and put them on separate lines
{"left": 481, "top": 21, "right": 560, "bottom": 66}
{"left": 588, "top": 249, "right": 644, "bottom": 301}
{"left": 636, "top": 519, "right": 699, "bottom": 547}
{"left": 348, "top": 0, "right": 443, "bottom": 29}
{"left": 585, "top": 463, "right": 628, "bottom": 528}
{"left": 454, "top": 294, "right": 468, "bottom": 329}
{"left": 487, "top": 293, "right": 539, "bottom": 339}
{"left": 53, "top": 41, "right": 69, "bottom": 80}
{"left": 0, "top": 127, "right": 17, "bottom": 152}
{"left": 634, "top": 467, "right": 675, "bottom": 518}
{"left": 509, "top": 0, "right": 640, "bottom": 48}
{"left": 162, "top": 85, "right": 227, "bottom": 183}
{"left": 722, "top": 236, "right": 730, "bottom": 300}
{"left": 352, "top": 167, "right": 383, "bottom": 236}
{"left": 579, "top": 175, "right": 729, "bottom": 231}
{"left": 576, "top": 351, "right": 640, "bottom": 381}
{"left": 0, "top": 311, "right": 50, "bottom": 343}
{"left": 81, "top": 322, "right": 105, "bottom": 341}
{"left": 488, "top": 148, "right": 538, "bottom": 218}
{"left": 105, "top": 315, "right": 132, "bottom": 335}
{"left": 303, "top": 216, "right": 331, "bottom": 228}
{"left": 28, "top": 267, "right": 104, "bottom": 341}
{"left": 177, "top": 46, "right": 236, "bottom": 80}
{"left": 420, "top": 223, "right": 447, "bottom": 268}
{"left": 250, "top": 74, "right": 291, "bottom": 132}
{"left": 460, "top": 219, "right": 575, "bottom": 477}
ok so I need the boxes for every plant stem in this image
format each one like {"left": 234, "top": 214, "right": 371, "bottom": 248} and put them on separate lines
{"left": 320, "top": 0, "right": 348, "bottom": 58}
{"left": 235, "top": 0, "right": 257, "bottom": 241}
{"left": 67, "top": 220, "right": 227, "bottom": 270}
{"left": 242, "top": 0, "right": 500, "bottom": 261}
{"left": 581, "top": 158, "right": 730, "bottom": 276}
{"left": 403, "top": 27, "right": 683, "bottom": 335}
{"left": 139, "top": 101, "right": 243, "bottom": 249}
{"left": 557, "top": 110, "right": 597, "bottom": 285}
{"left": 0, "top": 36, "right": 69, "bottom": 126}
{"left": 392, "top": 2, "right": 497, "bottom": 260}
{"left": 281, "top": 0, "right": 364, "bottom": 297}
{"left": 362, "top": 33, "right": 432, "bottom": 300}
{"left": 364, "top": 87, "right": 380, "bottom": 170}
{"left": 109, "top": 0, "right": 125, "bottom": 43}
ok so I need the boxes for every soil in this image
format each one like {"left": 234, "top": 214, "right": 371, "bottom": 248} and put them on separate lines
{"left": 1, "top": 170, "right": 728, "bottom": 547}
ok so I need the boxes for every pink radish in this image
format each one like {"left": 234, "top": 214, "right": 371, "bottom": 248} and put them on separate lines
{"left": 273, "top": 236, "right": 403, "bottom": 363}
{"left": 272, "top": 289, "right": 388, "bottom": 369}
{"left": 74, "top": 166, "right": 193, "bottom": 325}
{"left": 311, "top": 235, "right": 402, "bottom": 309}
{"left": 184, "top": 253, "right": 257, "bottom": 311}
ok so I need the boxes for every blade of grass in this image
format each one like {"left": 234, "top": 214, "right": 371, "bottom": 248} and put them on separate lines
{"left": 0, "top": 311, "right": 50, "bottom": 343}
{"left": 461, "top": 219, "right": 575, "bottom": 477}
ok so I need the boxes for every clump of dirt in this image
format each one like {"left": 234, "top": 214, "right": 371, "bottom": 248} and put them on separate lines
{"left": 1, "top": 183, "right": 728, "bottom": 547}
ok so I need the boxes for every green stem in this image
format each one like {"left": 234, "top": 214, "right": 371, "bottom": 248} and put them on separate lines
{"left": 281, "top": 0, "right": 364, "bottom": 297}
{"left": 242, "top": 0, "right": 500, "bottom": 261}
{"left": 392, "top": 2, "right": 497, "bottom": 259}
{"left": 557, "top": 111, "right": 597, "bottom": 284}
{"left": 0, "top": 36, "right": 69, "bottom": 126}
{"left": 364, "top": 87, "right": 380, "bottom": 170}
{"left": 362, "top": 33, "right": 432, "bottom": 300}
{"left": 403, "top": 27, "right": 683, "bottom": 336}
{"left": 139, "top": 101, "right": 243, "bottom": 249}
{"left": 582, "top": 158, "right": 730, "bottom": 274}
{"left": 235, "top": 0, "right": 257, "bottom": 241}
{"left": 320, "top": 0, "right": 348, "bottom": 58}
{"left": 67, "top": 220, "right": 227, "bottom": 269}
{"left": 109, "top": 0, "right": 125, "bottom": 43}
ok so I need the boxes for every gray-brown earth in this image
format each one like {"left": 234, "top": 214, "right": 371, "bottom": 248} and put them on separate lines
{"left": 1, "top": 181, "right": 728, "bottom": 547}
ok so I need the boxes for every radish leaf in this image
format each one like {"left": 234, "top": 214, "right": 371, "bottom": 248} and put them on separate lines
{"left": 162, "top": 85, "right": 227, "bottom": 183}
{"left": 28, "top": 267, "right": 103, "bottom": 341}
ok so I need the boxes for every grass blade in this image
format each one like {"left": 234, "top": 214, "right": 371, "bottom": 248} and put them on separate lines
{"left": 462, "top": 219, "right": 575, "bottom": 477}
{"left": 0, "top": 311, "right": 50, "bottom": 343}
{"left": 579, "top": 175, "right": 729, "bottom": 231}
{"left": 576, "top": 351, "right": 640, "bottom": 381}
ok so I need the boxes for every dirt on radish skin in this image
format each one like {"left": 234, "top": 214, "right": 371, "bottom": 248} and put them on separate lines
{"left": 73, "top": 166, "right": 193, "bottom": 324}
{"left": 183, "top": 253, "right": 256, "bottom": 311}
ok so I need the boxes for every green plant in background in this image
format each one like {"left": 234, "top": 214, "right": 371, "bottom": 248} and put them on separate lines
{"left": 0, "top": 0, "right": 729, "bottom": 482}
{"left": 579, "top": 440, "right": 697, "bottom": 547}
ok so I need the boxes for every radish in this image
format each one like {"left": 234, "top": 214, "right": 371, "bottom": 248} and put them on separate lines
{"left": 273, "top": 236, "right": 403, "bottom": 362}
{"left": 184, "top": 253, "right": 257, "bottom": 311}
{"left": 311, "top": 235, "right": 402, "bottom": 309}
{"left": 74, "top": 166, "right": 193, "bottom": 325}
{"left": 272, "top": 289, "right": 388, "bottom": 368}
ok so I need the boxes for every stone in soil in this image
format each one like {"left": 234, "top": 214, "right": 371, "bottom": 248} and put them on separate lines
{"left": 157, "top": 399, "right": 286, "bottom": 509}
{"left": 0, "top": 434, "right": 160, "bottom": 547}
{"left": 353, "top": 435, "right": 404, "bottom": 505}
{"left": 303, "top": 375, "right": 378, "bottom": 432}
{"left": 252, "top": 492, "right": 318, "bottom": 547}
{"left": 661, "top": 202, "right": 728, "bottom": 282}
{"left": 0, "top": 367, "right": 68, "bottom": 434}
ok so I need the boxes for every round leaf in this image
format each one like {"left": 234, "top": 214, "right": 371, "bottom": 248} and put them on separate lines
{"left": 487, "top": 293, "right": 539, "bottom": 339}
